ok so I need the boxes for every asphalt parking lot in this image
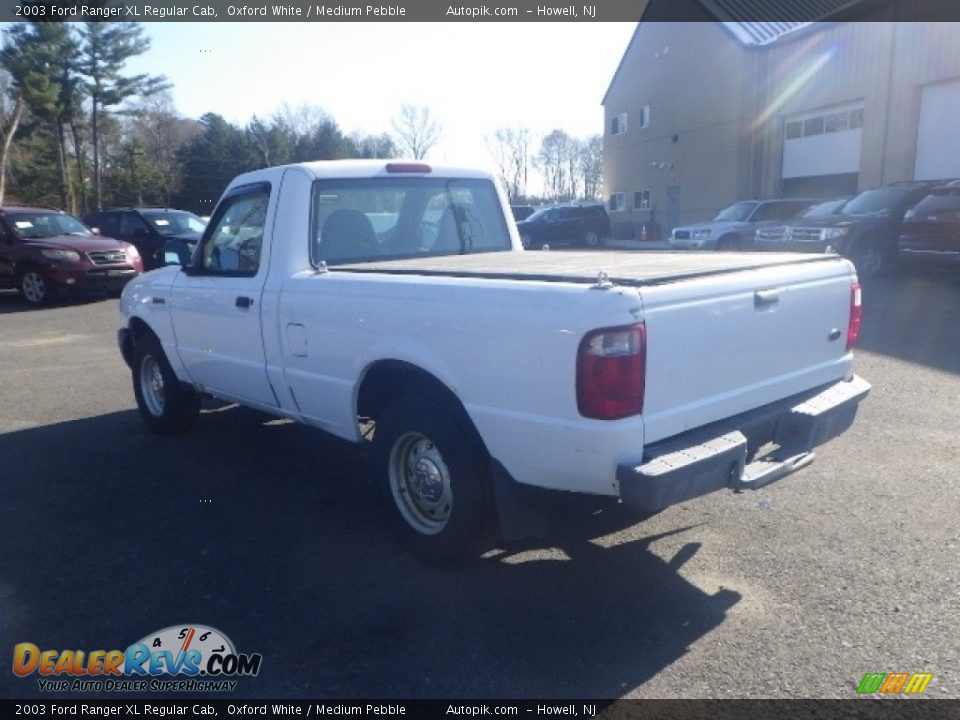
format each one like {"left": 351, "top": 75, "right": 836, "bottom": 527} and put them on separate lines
{"left": 0, "top": 264, "right": 958, "bottom": 700}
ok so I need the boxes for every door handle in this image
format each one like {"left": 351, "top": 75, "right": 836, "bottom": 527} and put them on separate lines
{"left": 235, "top": 296, "right": 253, "bottom": 309}
{"left": 754, "top": 289, "right": 780, "bottom": 307}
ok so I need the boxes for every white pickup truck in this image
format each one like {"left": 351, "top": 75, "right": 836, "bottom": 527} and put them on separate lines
{"left": 118, "top": 160, "right": 870, "bottom": 563}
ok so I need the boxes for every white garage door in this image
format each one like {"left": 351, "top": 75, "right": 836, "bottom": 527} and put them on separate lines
{"left": 782, "top": 103, "right": 863, "bottom": 179}
{"left": 915, "top": 78, "right": 960, "bottom": 181}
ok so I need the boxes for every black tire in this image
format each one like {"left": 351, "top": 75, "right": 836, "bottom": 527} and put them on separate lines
{"left": 716, "top": 235, "right": 741, "bottom": 251}
{"left": 132, "top": 333, "right": 200, "bottom": 435}
{"left": 18, "top": 267, "right": 55, "bottom": 306}
{"left": 582, "top": 230, "right": 601, "bottom": 247}
{"left": 372, "top": 395, "right": 497, "bottom": 564}
{"left": 522, "top": 234, "right": 542, "bottom": 250}
{"left": 848, "top": 243, "right": 888, "bottom": 277}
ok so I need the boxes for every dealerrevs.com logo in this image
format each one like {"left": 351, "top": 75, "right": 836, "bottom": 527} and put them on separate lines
{"left": 13, "top": 625, "right": 262, "bottom": 693}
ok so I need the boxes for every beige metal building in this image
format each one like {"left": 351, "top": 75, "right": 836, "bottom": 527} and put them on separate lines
{"left": 603, "top": 2, "right": 960, "bottom": 239}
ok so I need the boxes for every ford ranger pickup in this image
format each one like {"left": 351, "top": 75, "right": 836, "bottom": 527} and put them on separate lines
{"left": 117, "top": 160, "right": 870, "bottom": 563}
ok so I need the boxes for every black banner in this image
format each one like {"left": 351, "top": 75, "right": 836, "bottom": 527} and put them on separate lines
{"left": 1, "top": 700, "right": 958, "bottom": 719}
{"left": 6, "top": 0, "right": 960, "bottom": 23}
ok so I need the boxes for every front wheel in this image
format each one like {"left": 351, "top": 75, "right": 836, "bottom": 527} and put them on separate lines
{"left": 372, "top": 396, "right": 497, "bottom": 564}
{"left": 19, "top": 268, "right": 55, "bottom": 306}
{"left": 716, "top": 235, "right": 741, "bottom": 251}
{"left": 848, "top": 243, "right": 888, "bottom": 277}
{"left": 132, "top": 333, "right": 200, "bottom": 434}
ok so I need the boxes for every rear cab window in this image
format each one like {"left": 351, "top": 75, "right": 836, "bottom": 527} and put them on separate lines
{"left": 311, "top": 177, "right": 511, "bottom": 265}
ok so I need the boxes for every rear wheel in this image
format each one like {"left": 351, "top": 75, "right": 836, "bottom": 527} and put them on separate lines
{"left": 132, "top": 333, "right": 200, "bottom": 434}
{"left": 372, "top": 395, "right": 497, "bottom": 564}
{"left": 582, "top": 230, "right": 600, "bottom": 247}
{"left": 19, "top": 268, "right": 54, "bottom": 306}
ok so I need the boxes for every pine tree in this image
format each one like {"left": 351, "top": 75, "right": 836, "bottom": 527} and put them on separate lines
{"left": 78, "top": 22, "right": 168, "bottom": 209}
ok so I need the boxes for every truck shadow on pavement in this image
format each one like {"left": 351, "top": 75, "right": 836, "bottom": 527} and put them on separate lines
{"left": 0, "top": 405, "right": 740, "bottom": 699}
{"left": 857, "top": 265, "right": 960, "bottom": 375}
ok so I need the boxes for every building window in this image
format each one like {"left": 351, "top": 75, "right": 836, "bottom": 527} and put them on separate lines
{"left": 610, "top": 112, "right": 627, "bottom": 136}
{"left": 787, "top": 106, "right": 864, "bottom": 141}
{"left": 609, "top": 192, "right": 625, "bottom": 212}
{"left": 634, "top": 189, "right": 651, "bottom": 209}
{"left": 639, "top": 105, "right": 651, "bottom": 129}
{"left": 824, "top": 112, "right": 849, "bottom": 133}
{"left": 803, "top": 116, "right": 824, "bottom": 136}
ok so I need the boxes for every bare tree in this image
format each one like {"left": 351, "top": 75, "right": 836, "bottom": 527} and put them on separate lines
{"left": 391, "top": 103, "right": 441, "bottom": 160}
{"left": 129, "top": 91, "right": 200, "bottom": 205}
{"left": 537, "top": 129, "right": 574, "bottom": 200}
{"left": 580, "top": 134, "right": 603, "bottom": 200}
{"left": 272, "top": 102, "right": 332, "bottom": 139}
{"left": 486, "top": 126, "right": 531, "bottom": 202}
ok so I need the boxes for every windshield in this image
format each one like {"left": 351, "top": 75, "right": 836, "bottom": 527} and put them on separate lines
{"left": 6, "top": 212, "right": 92, "bottom": 239}
{"left": 802, "top": 198, "right": 849, "bottom": 218}
{"left": 713, "top": 201, "right": 757, "bottom": 222}
{"left": 142, "top": 211, "right": 207, "bottom": 236}
{"left": 840, "top": 188, "right": 909, "bottom": 215}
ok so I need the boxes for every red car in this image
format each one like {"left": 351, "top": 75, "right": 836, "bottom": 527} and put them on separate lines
{"left": 0, "top": 206, "right": 143, "bottom": 305}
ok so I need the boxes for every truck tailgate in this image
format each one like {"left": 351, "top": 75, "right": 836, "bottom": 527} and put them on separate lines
{"left": 639, "top": 259, "right": 856, "bottom": 443}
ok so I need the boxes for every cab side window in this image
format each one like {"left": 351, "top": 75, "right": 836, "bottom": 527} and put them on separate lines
{"left": 201, "top": 187, "right": 270, "bottom": 275}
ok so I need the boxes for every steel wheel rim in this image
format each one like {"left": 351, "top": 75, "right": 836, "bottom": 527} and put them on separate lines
{"left": 21, "top": 272, "right": 45, "bottom": 303}
{"left": 388, "top": 431, "right": 452, "bottom": 535}
{"left": 584, "top": 231, "right": 599, "bottom": 246}
{"left": 139, "top": 355, "right": 166, "bottom": 417}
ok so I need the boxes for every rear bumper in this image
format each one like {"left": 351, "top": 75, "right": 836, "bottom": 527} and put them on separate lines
{"left": 618, "top": 375, "right": 870, "bottom": 514}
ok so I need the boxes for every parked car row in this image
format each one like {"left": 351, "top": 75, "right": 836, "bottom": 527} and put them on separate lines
{"left": 0, "top": 205, "right": 206, "bottom": 306}
{"left": 671, "top": 180, "right": 960, "bottom": 276}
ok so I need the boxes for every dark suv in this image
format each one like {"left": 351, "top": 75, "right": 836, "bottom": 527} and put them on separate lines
{"left": 772, "top": 181, "right": 951, "bottom": 276}
{"left": 82, "top": 207, "right": 207, "bottom": 271}
{"left": 0, "top": 206, "right": 142, "bottom": 305}
{"left": 515, "top": 204, "right": 611, "bottom": 249}
{"left": 898, "top": 182, "right": 960, "bottom": 266}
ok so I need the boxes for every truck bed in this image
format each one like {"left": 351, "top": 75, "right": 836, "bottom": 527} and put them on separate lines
{"left": 334, "top": 250, "right": 838, "bottom": 286}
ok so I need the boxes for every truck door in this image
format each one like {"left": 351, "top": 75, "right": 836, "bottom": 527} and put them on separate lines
{"left": 169, "top": 182, "right": 278, "bottom": 408}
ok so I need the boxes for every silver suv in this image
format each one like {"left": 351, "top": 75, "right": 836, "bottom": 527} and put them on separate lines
{"left": 670, "top": 198, "right": 816, "bottom": 250}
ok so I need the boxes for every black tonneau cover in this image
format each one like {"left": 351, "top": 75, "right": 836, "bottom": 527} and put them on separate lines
{"left": 332, "top": 250, "right": 840, "bottom": 287}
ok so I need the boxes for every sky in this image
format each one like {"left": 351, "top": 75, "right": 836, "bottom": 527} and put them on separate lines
{"left": 123, "top": 22, "right": 637, "bottom": 178}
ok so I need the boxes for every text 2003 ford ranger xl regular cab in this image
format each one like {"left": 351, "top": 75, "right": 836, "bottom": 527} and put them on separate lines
{"left": 118, "top": 161, "right": 870, "bottom": 563}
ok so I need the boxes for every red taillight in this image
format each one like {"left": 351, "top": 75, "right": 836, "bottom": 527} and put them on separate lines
{"left": 846, "top": 281, "right": 862, "bottom": 351}
{"left": 386, "top": 162, "right": 432, "bottom": 173}
{"left": 576, "top": 323, "right": 646, "bottom": 420}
